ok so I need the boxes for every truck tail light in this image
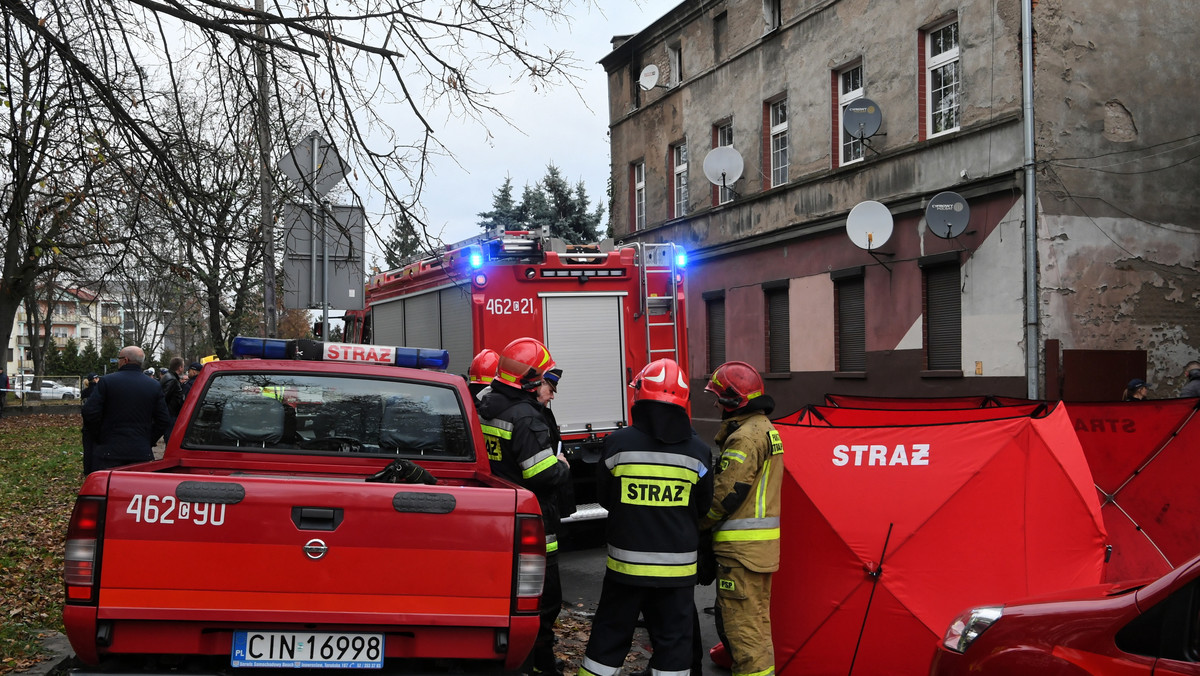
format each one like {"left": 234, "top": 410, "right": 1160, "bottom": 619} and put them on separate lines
{"left": 64, "top": 497, "right": 105, "bottom": 604}
{"left": 513, "top": 514, "right": 545, "bottom": 615}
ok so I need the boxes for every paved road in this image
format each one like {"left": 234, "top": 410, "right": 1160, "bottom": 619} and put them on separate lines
{"left": 560, "top": 524, "right": 724, "bottom": 676}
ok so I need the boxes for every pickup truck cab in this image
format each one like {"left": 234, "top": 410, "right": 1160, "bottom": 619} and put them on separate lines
{"left": 63, "top": 338, "right": 546, "bottom": 674}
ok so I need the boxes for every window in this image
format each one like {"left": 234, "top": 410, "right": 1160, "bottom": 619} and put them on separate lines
{"left": 713, "top": 12, "right": 728, "bottom": 61}
{"left": 668, "top": 43, "right": 682, "bottom": 87}
{"left": 834, "top": 271, "right": 866, "bottom": 371}
{"left": 839, "top": 64, "right": 865, "bottom": 166}
{"left": 632, "top": 161, "right": 646, "bottom": 231}
{"left": 763, "top": 0, "right": 781, "bottom": 32}
{"left": 922, "top": 256, "right": 962, "bottom": 371}
{"left": 181, "top": 372, "right": 471, "bottom": 458}
{"left": 926, "top": 20, "right": 961, "bottom": 137}
{"left": 705, "top": 293, "right": 726, "bottom": 374}
{"left": 672, "top": 143, "right": 689, "bottom": 218}
{"left": 765, "top": 283, "right": 790, "bottom": 373}
{"left": 714, "top": 121, "right": 735, "bottom": 205}
{"left": 767, "top": 98, "right": 789, "bottom": 188}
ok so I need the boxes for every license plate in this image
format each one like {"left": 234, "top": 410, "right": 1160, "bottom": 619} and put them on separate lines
{"left": 231, "top": 631, "right": 384, "bottom": 668}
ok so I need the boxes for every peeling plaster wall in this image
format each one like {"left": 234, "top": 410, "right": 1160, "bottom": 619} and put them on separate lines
{"left": 1033, "top": 0, "right": 1200, "bottom": 390}
{"left": 1039, "top": 212, "right": 1200, "bottom": 392}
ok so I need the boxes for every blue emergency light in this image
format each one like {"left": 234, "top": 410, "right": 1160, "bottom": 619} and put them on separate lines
{"left": 675, "top": 249, "right": 688, "bottom": 268}
{"left": 231, "top": 336, "right": 450, "bottom": 370}
{"left": 231, "top": 337, "right": 290, "bottom": 359}
{"left": 467, "top": 245, "right": 485, "bottom": 269}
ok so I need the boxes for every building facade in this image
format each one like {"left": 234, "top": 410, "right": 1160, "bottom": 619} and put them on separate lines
{"left": 602, "top": 0, "right": 1199, "bottom": 410}
{"left": 5, "top": 287, "right": 124, "bottom": 376}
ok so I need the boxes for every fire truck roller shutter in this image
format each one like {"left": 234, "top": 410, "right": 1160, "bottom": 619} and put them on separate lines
{"left": 404, "top": 292, "right": 440, "bottom": 349}
{"left": 439, "top": 286, "right": 473, "bottom": 375}
{"left": 371, "top": 298, "right": 405, "bottom": 345}
{"left": 542, "top": 294, "right": 628, "bottom": 435}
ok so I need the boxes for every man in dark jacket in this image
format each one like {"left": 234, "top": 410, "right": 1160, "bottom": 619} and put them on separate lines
{"left": 160, "top": 357, "right": 186, "bottom": 443}
{"left": 579, "top": 358, "right": 713, "bottom": 676}
{"left": 181, "top": 362, "right": 202, "bottom": 398}
{"left": 477, "top": 337, "right": 569, "bottom": 676}
{"left": 81, "top": 346, "right": 171, "bottom": 473}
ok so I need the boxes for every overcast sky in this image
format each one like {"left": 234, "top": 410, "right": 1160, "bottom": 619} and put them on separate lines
{"left": 406, "top": 0, "right": 679, "bottom": 249}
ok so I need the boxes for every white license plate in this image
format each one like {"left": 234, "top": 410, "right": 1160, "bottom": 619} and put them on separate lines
{"left": 231, "top": 631, "right": 384, "bottom": 668}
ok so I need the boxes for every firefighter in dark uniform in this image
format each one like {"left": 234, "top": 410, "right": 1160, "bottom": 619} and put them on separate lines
{"left": 477, "top": 337, "right": 569, "bottom": 676}
{"left": 701, "top": 361, "right": 782, "bottom": 676}
{"left": 467, "top": 348, "right": 499, "bottom": 400}
{"left": 579, "top": 358, "right": 713, "bottom": 676}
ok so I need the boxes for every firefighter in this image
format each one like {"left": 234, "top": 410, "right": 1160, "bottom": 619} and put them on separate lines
{"left": 467, "top": 348, "right": 499, "bottom": 400}
{"left": 477, "top": 337, "right": 570, "bottom": 676}
{"left": 701, "top": 361, "right": 783, "bottom": 676}
{"left": 579, "top": 358, "right": 713, "bottom": 676}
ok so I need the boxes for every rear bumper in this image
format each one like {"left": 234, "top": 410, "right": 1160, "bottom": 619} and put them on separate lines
{"left": 64, "top": 614, "right": 539, "bottom": 673}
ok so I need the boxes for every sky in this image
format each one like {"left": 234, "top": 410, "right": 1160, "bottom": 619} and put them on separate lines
{"left": 406, "top": 0, "right": 680, "bottom": 249}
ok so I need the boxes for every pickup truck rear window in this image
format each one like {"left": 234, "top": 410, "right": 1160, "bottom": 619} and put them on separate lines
{"left": 181, "top": 372, "right": 472, "bottom": 459}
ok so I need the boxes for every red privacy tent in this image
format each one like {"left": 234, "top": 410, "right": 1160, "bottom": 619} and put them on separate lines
{"left": 772, "top": 404, "right": 1106, "bottom": 676}
{"left": 1063, "top": 398, "right": 1200, "bottom": 581}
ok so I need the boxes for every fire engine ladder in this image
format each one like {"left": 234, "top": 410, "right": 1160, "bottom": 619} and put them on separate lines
{"left": 635, "top": 242, "right": 681, "bottom": 363}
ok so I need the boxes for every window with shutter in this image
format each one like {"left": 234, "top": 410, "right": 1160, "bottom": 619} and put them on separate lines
{"left": 924, "top": 262, "right": 962, "bottom": 370}
{"left": 706, "top": 296, "right": 726, "bottom": 373}
{"left": 765, "top": 285, "right": 789, "bottom": 373}
{"left": 836, "top": 276, "right": 866, "bottom": 371}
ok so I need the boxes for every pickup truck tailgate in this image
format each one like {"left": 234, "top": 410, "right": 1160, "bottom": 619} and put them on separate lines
{"left": 98, "top": 473, "right": 519, "bottom": 625}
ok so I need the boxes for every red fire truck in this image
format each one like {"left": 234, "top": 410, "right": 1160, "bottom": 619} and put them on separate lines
{"left": 344, "top": 230, "right": 689, "bottom": 523}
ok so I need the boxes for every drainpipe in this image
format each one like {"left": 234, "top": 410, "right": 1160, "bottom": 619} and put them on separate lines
{"left": 1022, "top": 0, "right": 1039, "bottom": 399}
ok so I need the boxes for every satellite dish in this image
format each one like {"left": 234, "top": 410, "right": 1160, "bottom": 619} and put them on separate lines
{"left": 638, "top": 65, "right": 660, "bottom": 91}
{"left": 846, "top": 200, "right": 894, "bottom": 250}
{"left": 842, "top": 97, "right": 883, "bottom": 139}
{"left": 703, "top": 146, "right": 745, "bottom": 187}
{"left": 925, "top": 191, "right": 970, "bottom": 238}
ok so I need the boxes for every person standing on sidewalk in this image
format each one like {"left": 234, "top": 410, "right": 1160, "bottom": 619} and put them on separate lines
{"left": 82, "top": 346, "right": 171, "bottom": 473}
{"left": 701, "top": 361, "right": 783, "bottom": 676}
{"left": 579, "top": 358, "right": 713, "bottom": 676}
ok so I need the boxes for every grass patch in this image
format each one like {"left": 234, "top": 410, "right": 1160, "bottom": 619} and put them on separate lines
{"left": 0, "top": 414, "right": 83, "bottom": 673}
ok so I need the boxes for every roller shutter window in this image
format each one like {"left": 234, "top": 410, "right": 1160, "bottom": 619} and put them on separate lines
{"left": 925, "top": 262, "right": 962, "bottom": 370}
{"left": 836, "top": 276, "right": 866, "bottom": 371}
{"left": 766, "top": 286, "right": 789, "bottom": 373}
{"left": 706, "top": 296, "right": 726, "bottom": 373}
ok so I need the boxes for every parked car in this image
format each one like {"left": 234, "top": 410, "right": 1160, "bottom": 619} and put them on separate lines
{"left": 931, "top": 552, "right": 1200, "bottom": 675}
{"left": 15, "top": 380, "right": 80, "bottom": 400}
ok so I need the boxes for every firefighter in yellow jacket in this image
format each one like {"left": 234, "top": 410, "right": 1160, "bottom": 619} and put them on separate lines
{"left": 701, "top": 361, "right": 783, "bottom": 676}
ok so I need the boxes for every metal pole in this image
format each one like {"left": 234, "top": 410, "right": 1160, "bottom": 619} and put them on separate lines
{"left": 256, "top": 0, "right": 277, "bottom": 338}
{"left": 309, "top": 136, "right": 319, "bottom": 307}
{"left": 322, "top": 201, "right": 330, "bottom": 338}
{"left": 1021, "top": 0, "right": 1039, "bottom": 399}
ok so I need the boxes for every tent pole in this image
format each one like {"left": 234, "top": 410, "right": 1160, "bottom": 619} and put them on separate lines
{"left": 848, "top": 523, "right": 893, "bottom": 676}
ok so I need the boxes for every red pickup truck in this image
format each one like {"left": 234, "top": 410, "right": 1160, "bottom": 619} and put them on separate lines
{"left": 63, "top": 338, "right": 546, "bottom": 673}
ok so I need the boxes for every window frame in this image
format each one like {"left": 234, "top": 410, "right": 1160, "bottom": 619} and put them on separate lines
{"left": 926, "top": 19, "right": 961, "bottom": 138}
{"left": 668, "top": 43, "right": 682, "bottom": 87}
{"left": 672, "top": 142, "right": 689, "bottom": 218}
{"left": 839, "top": 63, "right": 865, "bottom": 166}
{"left": 632, "top": 161, "right": 646, "bottom": 231}
{"left": 714, "top": 122, "right": 735, "bottom": 205}
{"left": 763, "top": 0, "right": 782, "bottom": 33}
{"left": 768, "top": 98, "right": 789, "bottom": 188}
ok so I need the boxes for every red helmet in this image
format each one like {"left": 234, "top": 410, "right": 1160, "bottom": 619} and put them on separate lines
{"left": 631, "top": 358, "right": 690, "bottom": 409}
{"left": 468, "top": 349, "right": 499, "bottom": 386}
{"left": 496, "top": 337, "right": 555, "bottom": 390}
{"left": 704, "top": 361, "right": 764, "bottom": 411}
